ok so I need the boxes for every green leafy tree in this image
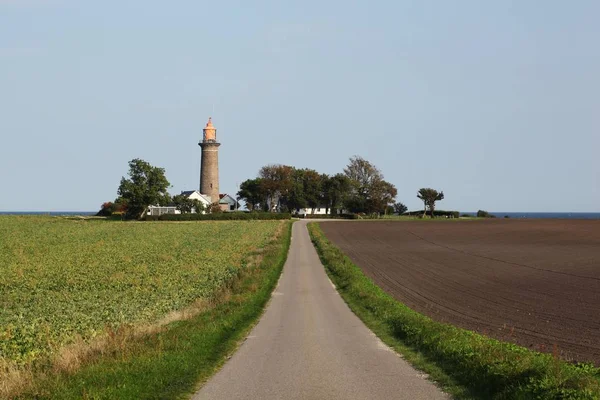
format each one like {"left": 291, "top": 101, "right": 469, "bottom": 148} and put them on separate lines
{"left": 394, "top": 202, "right": 408, "bottom": 215}
{"left": 237, "top": 178, "right": 266, "bottom": 211}
{"left": 343, "top": 155, "right": 383, "bottom": 198}
{"left": 191, "top": 199, "right": 205, "bottom": 214}
{"left": 322, "top": 173, "right": 351, "bottom": 215}
{"left": 117, "top": 158, "right": 171, "bottom": 219}
{"left": 417, "top": 188, "right": 444, "bottom": 218}
{"left": 172, "top": 194, "right": 191, "bottom": 213}
{"left": 343, "top": 156, "right": 397, "bottom": 215}
{"left": 286, "top": 169, "right": 308, "bottom": 212}
{"left": 367, "top": 179, "right": 397, "bottom": 215}
{"left": 302, "top": 169, "right": 323, "bottom": 213}
{"left": 259, "top": 164, "right": 294, "bottom": 212}
{"left": 172, "top": 194, "right": 205, "bottom": 214}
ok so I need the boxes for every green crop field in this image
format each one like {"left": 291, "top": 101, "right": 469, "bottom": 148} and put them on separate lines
{"left": 0, "top": 216, "right": 283, "bottom": 368}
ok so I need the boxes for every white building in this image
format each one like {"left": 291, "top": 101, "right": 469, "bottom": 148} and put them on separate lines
{"left": 181, "top": 190, "right": 213, "bottom": 209}
{"left": 294, "top": 207, "right": 329, "bottom": 216}
{"left": 146, "top": 206, "right": 181, "bottom": 216}
{"left": 146, "top": 190, "right": 212, "bottom": 216}
{"left": 218, "top": 194, "right": 240, "bottom": 212}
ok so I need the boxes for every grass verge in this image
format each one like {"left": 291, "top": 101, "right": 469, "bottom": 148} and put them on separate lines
{"left": 16, "top": 221, "right": 293, "bottom": 399}
{"left": 308, "top": 222, "right": 600, "bottom": 400}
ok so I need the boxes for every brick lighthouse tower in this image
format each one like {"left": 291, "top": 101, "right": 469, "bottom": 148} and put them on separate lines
{"left": 199, "top": 117, "right": 220, "bottom": 203}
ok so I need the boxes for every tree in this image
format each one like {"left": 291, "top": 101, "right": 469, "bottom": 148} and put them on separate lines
{"left": 172, "top": 194, "right": 205, "bottom": 214}
{"left": 117, "top": 158, "right": 171, "bottom": 219}
{"left": 192, "top": 199, "right": 206, "bottom": 214}
{"left": 209, "top": 202, "right": 223, "bottom": 214}
{"left": 172, "top": 194, "right": 192, "bottom": 213}
{"left": 322, "top": 174, "right": 351, "bottom": 215}
{"left": 393, "top": 202, "right": 408, "bottom": 215}
{"left": 343, "top": 155, "right": 383, "bottom": 198}
{"left": 190, "top": 199, "right": 205, "bottom": 214}
{"left": 367, "top": 179, "right": 397, "bottom": 215}
{"left": 237, "top": 178, "right": 266, "bottom": 211}
{"left": 343, "top": 156, "right": 396, "bottom": 215}
{"left": 417, "top": 188, "right": 444, "bottom": 218}
{"left": 302, "top": 169, "right": 323, "bottom": 213}
{"left": 259, "top": 164, "right": 294, "bottom": 212}
{"left": 286, "top": 169, "right": 308, "bottom": 212}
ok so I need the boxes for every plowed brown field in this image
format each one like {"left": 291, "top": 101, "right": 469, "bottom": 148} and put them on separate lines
{"left": 320, "top": 219, "right": 600, "bottom": 365}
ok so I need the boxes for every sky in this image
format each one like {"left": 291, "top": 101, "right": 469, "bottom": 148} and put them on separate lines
{"left": 1, "top": 1, "right": 598, "bottom": 212}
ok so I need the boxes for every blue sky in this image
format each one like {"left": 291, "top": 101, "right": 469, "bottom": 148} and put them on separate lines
{"left": 1, "top": 1, "right": 598, "bottom": 212}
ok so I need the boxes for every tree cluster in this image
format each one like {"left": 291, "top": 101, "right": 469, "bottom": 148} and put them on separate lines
{"left": 98, "top": 157, "right": 448, "bottom": 220}
{"left": 237, "top": 156, "right": 398, "bottom": 215}
{"left": 98, "top": 158, "right": 212, "bottom": 220}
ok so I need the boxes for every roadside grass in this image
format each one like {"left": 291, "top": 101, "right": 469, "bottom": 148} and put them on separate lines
{"left": 16, "top": 221, "right": 293, "bottom": 399}
{"left": 308, "top": 223, "right": 600, "bottom": 400}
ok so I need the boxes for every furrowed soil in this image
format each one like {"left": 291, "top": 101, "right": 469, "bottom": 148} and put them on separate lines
{"left": 320, "top": 219, "right": 600, "bottom": 365}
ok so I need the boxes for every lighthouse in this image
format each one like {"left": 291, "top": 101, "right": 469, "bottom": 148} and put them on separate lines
{"left": 199, "top": 117, "right": 220, "bottom": 203}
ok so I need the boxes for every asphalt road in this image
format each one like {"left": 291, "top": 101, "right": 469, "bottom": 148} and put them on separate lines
{"left": 193, "top": 221, "right": 447, "bottom": 400}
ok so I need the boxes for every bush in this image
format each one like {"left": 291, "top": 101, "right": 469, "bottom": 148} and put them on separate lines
{"left": 477, "top": 210, "right": 496, "bottom": 218}
{"left": 96, "top": 201, "right": 127, "bottom": 217}
{"left": 404, "top": 210, "right": 460, "bottom": 218}
{"left": 394, "top": 202, "right": 408, "bottom": 215}
{"left": 144, "top": 212, "right": 291, "bottom": 221}
{"left": 301, "top": 213, "right": 358, "bottom": 220}
{"left": 96, "top": 202, "right": 113, "bottom": 217}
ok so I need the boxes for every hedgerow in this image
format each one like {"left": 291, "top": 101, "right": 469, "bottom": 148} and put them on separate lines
{"left": 144, "top": 212, "right": 291, "bottom": 221}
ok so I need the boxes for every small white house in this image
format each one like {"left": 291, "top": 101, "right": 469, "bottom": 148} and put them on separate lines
{"left": 180, "top": 190, "right": 213, "bottom": 211}
{"left": 146, "top": 206, "right": 181, "bottom": 216}
{"left": 294, "top": 207, "right": 329, "bottom": 216}
{"left": 147, "top": 190, "right": 212, "bottom": 216}
{"left": 218, "top": 194, "right": 240, "bottom": 212}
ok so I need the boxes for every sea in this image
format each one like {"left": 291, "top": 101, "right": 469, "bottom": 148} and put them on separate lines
{"left": 0, "top": 211, "right": 599, "bottom": 219}
{"left": 461, "top": 212, "right": 600, "bottom": 219}
{"left": 0, "top": 211, "right": 96, "bottom": 216}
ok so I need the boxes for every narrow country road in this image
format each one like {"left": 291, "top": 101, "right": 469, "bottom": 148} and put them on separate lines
{"left": 193, "top": 221, "right": 447, "bottom": 400}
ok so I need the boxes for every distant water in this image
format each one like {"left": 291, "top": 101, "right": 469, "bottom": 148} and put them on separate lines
{"left": 462, "top": 212, "right": 600, "bottom": 219}
{"left": 0, "top": 211, "right": 95, "bottom": 216}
